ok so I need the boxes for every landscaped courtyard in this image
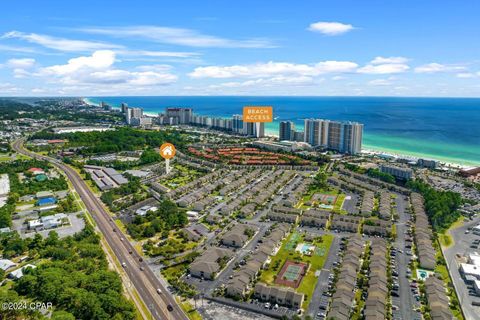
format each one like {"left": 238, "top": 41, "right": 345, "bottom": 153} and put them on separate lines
{"left": 298, "top": 188, "right": 346, "bottom": 213}
{"left": 259, "top": 231, "right": 334, "bottom": 309}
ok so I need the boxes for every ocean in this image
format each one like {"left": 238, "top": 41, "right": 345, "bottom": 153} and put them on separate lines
{"left": 85, "top": 96, "right": 480, "bottom": 166}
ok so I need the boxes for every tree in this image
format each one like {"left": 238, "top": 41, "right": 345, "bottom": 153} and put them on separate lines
{"left": 51, "top": 310, "right": 76, "bottom": 320}
{"left": 310, "top": 171, "right": 328, "bottom": 191}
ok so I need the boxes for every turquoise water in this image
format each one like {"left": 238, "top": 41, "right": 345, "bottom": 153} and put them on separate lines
{"left": 86, "top": 96, "right": 480, "bottom": 166}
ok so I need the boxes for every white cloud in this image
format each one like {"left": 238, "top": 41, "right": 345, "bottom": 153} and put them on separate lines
{"left": 2, "top": 31, "right": 122, "bottom": 52}
{"left": 414, "top": 63, "right": 466, "bottom": 73}
{"left": 2, "top": 31, "right": 201, "bottom": 59}
{"left": 308, "top": 21, "right": 354, "bottom": 36}
{"left": 357, "top": 57, "right": 410, "bottom": 74}
{"left": 0, "top": 44, "right": 40, "bottom": 53}
{"left": 368, "top": 78, "right": 393, "bottom": 86}
{"left": 210, "top": 76, "right": 316, "bottom": 89}
{"left": 13, "top": 68, "right": 31, "bottom": 78}
{"left": 36, "top": 50, "right": 177, "bottom": 87}
{"left": 189, "top": 60, "right": 358, "bottom": 78}
{"left": 117, "top": 49, "right": 199, "bottom": 58}
{"left": 6, "top": 58, "right": 35, "bottom": 68}
{"left": 371, "top": 56, "right": 409, "bottom": 65}
{"left": 358, "top": 63, "right": 409, "bottom": 74}
{"left": 77, "top": 25, "right": 275, "bottom": 48}
{"left": 0, "top": 82, "right": 21, "bottom": 94}
{"left": 41, "top": 50, "right": 116, "bottom": 76}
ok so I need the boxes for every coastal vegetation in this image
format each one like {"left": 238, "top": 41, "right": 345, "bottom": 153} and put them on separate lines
{"left": 0, "top": 99, "right": 123, "bottom": 123}
{"left": 31, "top": 127, "right": 188, "bottom": 155}
{"left": 0, "top": 226, "right": 135, "bottom": 319}
{"left": 85, "top": 147, "right": 163, "bottom": 170}
{"left": 99, "top": 175, "right": 147, "bottom": 212}
{"left": 126, "top": 199, "right": 188, "bottom": 240}
{"left": 407, "top": 179, "right": 462, "bottom": 231}
{"left": 366, "top": 168, "right": 396, "bottom": 184}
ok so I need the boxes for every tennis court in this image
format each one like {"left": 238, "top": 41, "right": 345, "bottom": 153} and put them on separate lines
{"left": 284, "top": 264, "right": 302, "bottom": 281}
{"left": 319, "top": 194, "right": 337, "bottom": 204}
{"left": 275, "top": 260, "right": 308, "bottom": 288}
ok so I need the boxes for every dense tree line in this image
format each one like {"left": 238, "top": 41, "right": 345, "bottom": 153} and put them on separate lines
{"left": 126, "top": 199, "right": 188, "bottom": 239}
{"left": 366, "top": 168, "right": 396, "bottom": 184}
{"left": 99, "top": 176, "right": 144, "bottom": 211}
{"left": 0, "top": 226, "right": 136, "bottom": 319}
{"left": 85, "top": 147, "right": 162, "bottom": 170}
{"left": 407, "top": 179, "right": 462, "bottom": 231}
{"left": 309, "top": 171, "right": 329, "bottom": 191}
{"left": 0, "top": 99, "right": 123, "bottom": 123}
{"left": 32, "top": 127, "right": 187, "bottom": 155}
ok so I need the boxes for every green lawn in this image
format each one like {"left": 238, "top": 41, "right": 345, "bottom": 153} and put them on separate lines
{"left": 438, "top": 233, "right": 453, "bottom": 248}
{"left": 162, "top": 262, "right": 189, "bottom": 282}
{"left": 298, "top": 188, "right": 345, "bottom": 212}
{"left": 434, "top": 249, "right": 464, "bottom": 320}
{"left": 333, "top": 193, "right": 347, "bottom": 212}
{"left": 176, "top": 298, "right": 202, "bottom": 320}
{"left": 0, "top": 155, "right": 12, "bottom": 162}
{"left": 162, "top": 164, "right": 203, "bottom": 189}
{"left": 259, "top": 232, "right": 334, "bottom": 309}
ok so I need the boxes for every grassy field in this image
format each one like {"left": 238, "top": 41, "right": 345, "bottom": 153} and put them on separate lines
{"left": 333, "top": 193, "right": 346, "bottom": 212}
{"left": 162, "top": 164, "right": 203, "bottom": 189}
{"left": 439, "top": 216, "right": 464, "bottom": 249}
{"left": 0, "top": 153, "right": 29, "bottom": 162}
{"left": 259, "top": 232, "right": 334, "bottom": 309}
{"left": 438, "top": 233, "right": 453, "bottom": 248}
{"left": 176, "top": 298, "right": 202, "bottom": 320}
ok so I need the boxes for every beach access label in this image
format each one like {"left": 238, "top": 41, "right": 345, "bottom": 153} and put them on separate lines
{"left": 243, "top": 106, "right": 273, "bottom": 122}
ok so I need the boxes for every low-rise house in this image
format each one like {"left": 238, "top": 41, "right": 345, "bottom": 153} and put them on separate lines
{"left": 300, "top": 210, "right": 330, "bottom": 228}
{"left": 181, "top": 227, "right": 202, "bottom": 241}
{"left": 189, "top": 247, "right": 232, "bottom": 280}
{"left": 266, "top": 211, "right": 298, "bottom": 224}
{"left": 0, "top": 259, "right": 17, "bottom": 271}
{"left": 362, "top": 219, "right": 392, "bottom": 237}
{"left": 8, "top": 264, "right": 36, "bottom": 279}
{"left": 272, "top": 205, "right": 302, "bottom": 215}
{"left": 35, "top": 190, "right": 54, "bottom": 199}
{"left": 331, "top": 215, "right": 362, "bottom": 233}
{"left": 327, "top": 236, "right": 365, "bottom": 320}
{"left": 253, "top": 283, "right": 304, "bottom": 309}
{"left": 220, "top": 224, "right": 258, "bottom": 248}
{"left": 135, "top": 205, "right": 157, "bottom": 216}
{"left": 424, "top": 276, "right": 453, "bottom": 320}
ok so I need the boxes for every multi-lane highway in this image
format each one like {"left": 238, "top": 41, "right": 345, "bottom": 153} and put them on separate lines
{"left": 12, "top": 138, "right": 188, "bottom": 320}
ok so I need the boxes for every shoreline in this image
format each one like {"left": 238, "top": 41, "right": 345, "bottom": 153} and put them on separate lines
{"left": 82, "top": 97, "right": 479, "bottom": 169}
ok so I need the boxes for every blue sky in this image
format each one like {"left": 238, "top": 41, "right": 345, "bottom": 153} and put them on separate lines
{"left": 1, "top": 0, "right": 479, "bottom": 96}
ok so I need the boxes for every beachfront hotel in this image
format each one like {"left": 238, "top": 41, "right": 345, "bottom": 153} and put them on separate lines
{"left": 279, "top": 121, "right": 295, "bottom": 141}
{"left": 303, "top": 119, "right": 363, "bottom": 154}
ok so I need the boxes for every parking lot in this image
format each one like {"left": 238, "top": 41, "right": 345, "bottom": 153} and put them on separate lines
{"left": 444, "top": 218, "right": 480, "bottom": 320}
{"left": 197, "top": 300, "right": 276, "bottom": 320}
{"left": 391, "top": 194, "right": 422, "bottom": 320}
{"left": 13, "top": 211, "right": 85, "bottom": 239}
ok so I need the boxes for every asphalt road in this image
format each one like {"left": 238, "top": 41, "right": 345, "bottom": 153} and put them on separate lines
{"left": 392, "top": 194, "right": 419, "bottom": 320}
{"left": 13, "top": 138, "right": 188, "bottom": 320}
